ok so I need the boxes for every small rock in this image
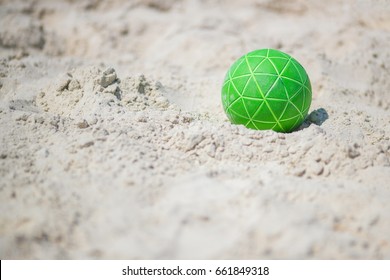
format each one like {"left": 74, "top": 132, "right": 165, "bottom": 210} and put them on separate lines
{"left": 185, "top": 134, "right": 205, "bottom": 151}
{"left": 136, "top": 114, "right": 147, "bottom": 122}
{"left": 137, "top": 74, "right": 150, "bottom": 94}
{"left": 308, "top": 162, "right": 324, "bottom": 176}
{"left": 347, "top": 144, "right": 360, "bottom": 159}
{"left": 97, "top": 68, "right": 117, "bottom": 88}
{"left": 181, "top": 114, "right": 194, "bottom": 123}
{"left": 263, "top": 146, "right": 273, "bottom": 153}
{"left": 293, "top": 167, "right": 306, "bottom": 177}
{"left": 242, "top": 138, "right": 253, "bottom": 146}
{"left": 207, "top": 143, "right": 216, "bottom": 158}
{"left": 34, "top": 116, "right": 45, "bottom": 124}
{"left": 80, "top": 141, "right": 94, "bottom": 148}
{"left": 56, "top": 75, "right": 71, "bottom": 91}
{"left": 302, "top": 142, "right": 314, "bottom": 152}
{"left": 77, "top": 120, "right": 89, "bottom": 129}
{"left": 280, "top": 150, "right": 289, "bottom": 158}
{"left": 288, "top": 145, "right": 298, "bottom": 154}
{"left": 16, "top": 113, "right": 29, "bottom": 121}
{"left": 68, "top": 79, "right": 81, "bottom": 91}
{"left": 49, "top": 116, "right": 60, "bottom": 129}
{"left": 155, "top": 96, "right": 169, "bottom": 108}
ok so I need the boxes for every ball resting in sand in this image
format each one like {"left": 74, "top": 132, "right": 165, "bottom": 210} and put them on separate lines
{"left": 221, "top": 49, "right": 312, "bottom": 132}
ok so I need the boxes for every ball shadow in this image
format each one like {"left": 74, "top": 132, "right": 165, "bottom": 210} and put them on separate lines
{"left": 296, "top": 108, "right": 329, "bottom": 131}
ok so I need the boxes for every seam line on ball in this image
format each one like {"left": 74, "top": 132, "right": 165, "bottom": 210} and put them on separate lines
{"left": 228, "top": 72, "right": 251, "bottom": 119}
{"left": 267, "top": 57, "right": 292, "bottom": 132}
{"left": 291, "top": 61, "right": 309, "bottom": 112}
{"left": 244, "top": 53, "right": 285, "bottom": 132}
{"left": 276, "top": 65, "right": 305, "bottom": 121}
{"left": 263, "top": 54, "right": 294, "bottom": 131}
{"left": 231, "top": 57, "right": 246, "bottom": 77}
{"left": 279, "top": 75, "right": 310, "bottom": 93}
{"left": 252, "top": 58, "right": 267, "bottom": 72}
{"left": 224, "top": 73, "right": 279, "bottom": 83}
{"left": 225, "top": 79, "right": 242, "bottom": 114}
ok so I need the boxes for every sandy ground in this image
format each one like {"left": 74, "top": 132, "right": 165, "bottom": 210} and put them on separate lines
{"left": 0, "top": 0, "right": 390, "bottom": 259}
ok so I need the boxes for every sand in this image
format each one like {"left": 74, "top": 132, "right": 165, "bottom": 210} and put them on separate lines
{"left": 0, "top": 0, "right": 390, "bottom": 259}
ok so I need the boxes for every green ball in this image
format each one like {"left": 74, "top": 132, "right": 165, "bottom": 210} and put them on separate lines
{"left": 221, "top": 49, "right": 312, "bottom": 132}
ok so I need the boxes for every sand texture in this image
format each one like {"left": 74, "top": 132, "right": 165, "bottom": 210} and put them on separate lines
{"left": 1, "top": 0, "right": 390, "bottom": 259}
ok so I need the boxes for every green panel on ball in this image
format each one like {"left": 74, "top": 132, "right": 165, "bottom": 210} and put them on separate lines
{"left": 271, "top": 58, "right": 290, "bottom": 72}
{"left": 221, "top": 49, "right": 312, "bottom": 133}
{"left": 242, "top": 77, "right": 262, "bottom": 98}
{"left": 253, "top": 59, "right": 278, "bottom": 75}
{"left": 268, "top": 48, "right": 290, "bottom": 58}
{"left": 253, "top": 75, "right": 274, "bottom": 97}
{"left": 242, "top": 98, "right": 262, "bottom": 114}
{"left": 228, "top": 98, "right": 248, "bottom": 119}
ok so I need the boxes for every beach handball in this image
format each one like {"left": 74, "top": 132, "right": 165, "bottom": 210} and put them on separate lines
{"left": 221, "top": 49, "right": 312, "bottom": 132}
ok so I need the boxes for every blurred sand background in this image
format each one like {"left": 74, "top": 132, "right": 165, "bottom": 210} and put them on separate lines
{"left": 0, "top": 0, "right": 390, "bottom": 259}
